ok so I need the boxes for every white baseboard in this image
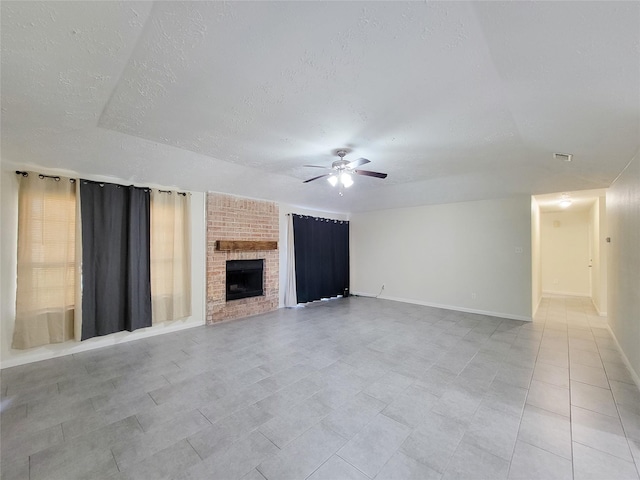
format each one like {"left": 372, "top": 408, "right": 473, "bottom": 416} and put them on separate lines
{"left": 606, "top": 325, "right": 640, "bottom": 391}
{"left": 0, "top": 319, "right": 204, "bottom": 370}
{"left": 590, "top": 298, "right": 607, "bottom": 317}
{"left": 532, "top": 296, "right": 542, "bottom": 318}
{"left": 351, "top": 292, "right": 532, "bottom": 322}
{"left": 542, "top": 290, "right": 590, "bottom": 298}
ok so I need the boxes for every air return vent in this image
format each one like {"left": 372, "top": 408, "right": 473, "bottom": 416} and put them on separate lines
{"left": 554, "top": 153, "right": 573, "bottom": 162}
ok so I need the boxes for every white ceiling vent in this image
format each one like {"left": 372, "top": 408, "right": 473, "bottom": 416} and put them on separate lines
{"left": 554, "top": 153, "right": 573, "bottom": 162}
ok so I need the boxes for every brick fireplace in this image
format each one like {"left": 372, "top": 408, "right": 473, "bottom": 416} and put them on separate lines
{"left": 206, "top": 193, "right": 279, "bottom": 324}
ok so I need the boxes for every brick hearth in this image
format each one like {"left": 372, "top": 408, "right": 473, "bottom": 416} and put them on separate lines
{"left": 206, "top": 193, "right": 279, "bottom": 324}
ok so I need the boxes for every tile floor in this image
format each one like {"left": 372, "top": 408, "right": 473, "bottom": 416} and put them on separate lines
{"left": 1, "top": 296, "right": 640, "bottom": 480}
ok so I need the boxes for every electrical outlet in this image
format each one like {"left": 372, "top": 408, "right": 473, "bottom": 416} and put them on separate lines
{"left": 471, "top": 292, "right": 477, "bottom": 299}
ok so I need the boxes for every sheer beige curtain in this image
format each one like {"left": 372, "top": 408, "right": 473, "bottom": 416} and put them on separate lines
{"left": 13, "top": 172, "right": 77, "bottom": 349}
{"left": 150, "top": 190, "right": 191, "bottom": 323}
{"left": 284, "top": 214, "right": 298, "bottom": 307}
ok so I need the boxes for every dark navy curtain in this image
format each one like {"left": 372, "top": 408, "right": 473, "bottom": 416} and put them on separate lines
{"left": 293, "top": 215, "right": 349, "bottom": 304}
{"left": 80, "top": 180, "right": 152, "bottom": 340}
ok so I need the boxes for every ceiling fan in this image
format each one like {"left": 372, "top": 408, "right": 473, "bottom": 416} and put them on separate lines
{"left": 303, "top": 150, "right": 388, "bottom": 191}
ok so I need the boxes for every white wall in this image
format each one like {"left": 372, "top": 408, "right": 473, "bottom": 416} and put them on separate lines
{"left": 607, "top": 151, "right": 640, "bottom": 383}
{"left": 531, "top": 197, "right": 542, "bottom": 316}
{"left": 589, "top": 196, "right": 607, "bottom": 315}
{"left": 540, "top": 209, "right": 591, "bottom": 296}
{"left": 350, "top": 196, "right": 532, "bottom": 321}
{"left": 0, "top": 163, "right": 207, "bottom": 369}
{"left": 278, "top": 204, "right": 349, "bottom": 307}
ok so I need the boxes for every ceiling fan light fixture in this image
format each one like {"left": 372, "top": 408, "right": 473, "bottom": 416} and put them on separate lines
{"left": 340, "top": 172, "right": 353, "bottom": 188}
{"left": 327, "top": 175, "right": 338, "bottom": 186}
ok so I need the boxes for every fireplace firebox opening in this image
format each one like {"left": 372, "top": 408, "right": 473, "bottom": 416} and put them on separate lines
{"left": 226, "top": 259, "right": 264, "bottom": 301}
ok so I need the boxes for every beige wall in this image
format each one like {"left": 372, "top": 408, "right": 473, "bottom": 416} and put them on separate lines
{"left": 531, "top": 197, "right": 542, "bottom": 316}
{"left": 540, "top": 210, "right": 591, "bottom": 296}
{"left": 0, "top": 164, "right": 207, "bottom": 369}
{"left": 589, "top": 196, "right": 607, "bottom": 315}
{"left": 350, "top": 196, "right": 533, "bottom": 321}
{"left": 607, "top": 151, "right": 640, "bottom": 382}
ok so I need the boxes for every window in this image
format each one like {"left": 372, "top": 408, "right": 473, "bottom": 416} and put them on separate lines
{"left": 12, "top": 174, "right": 193, "bottom": 349}
{"left": 150, "top": 190, "right": 191, "bottom": 323}
{"left": 13, "top": 173, "right": 77, "bottom": 349}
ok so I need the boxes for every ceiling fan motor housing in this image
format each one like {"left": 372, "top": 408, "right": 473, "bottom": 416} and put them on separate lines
{"left": 332, "top": 159, "right": 350, "bottom": 170}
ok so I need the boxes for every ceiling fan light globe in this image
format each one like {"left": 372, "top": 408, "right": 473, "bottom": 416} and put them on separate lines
{"left": 341, "top": 172, "right": 353, "bottom": 188}
{"left": 327, "top": 175, "right": 338, "bottom": 187}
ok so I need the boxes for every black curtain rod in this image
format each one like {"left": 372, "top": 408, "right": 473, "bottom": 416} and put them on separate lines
{"left": 79, "top": 179, "right": 189, "bottom": 195}
{"left": 289, "top": 213, "right": 348, "bottom": 223}
{"left": 16, "top": 171, "right": 190, "bottom": 194}
{"left": 16, "top": 171, "right": 75, "bottom": 183}
{"left": 158, "top": 189, "right": 188, "bottom": 196}
{"left": 81, "top": 179, "right": 148, "bottom": 191}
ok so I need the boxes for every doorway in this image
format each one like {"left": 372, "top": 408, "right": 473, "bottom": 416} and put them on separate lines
{"left": 531, "top": 190, "right": 607, "bottom": 317}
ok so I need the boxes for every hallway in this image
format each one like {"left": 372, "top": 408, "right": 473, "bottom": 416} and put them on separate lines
{"left": 531, "top": 295, "right": 639, "bottom": 478}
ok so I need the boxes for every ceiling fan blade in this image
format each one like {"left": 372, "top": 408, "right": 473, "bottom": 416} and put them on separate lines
{"left": 303, "top": 164, "right": 331, "bottom": 169}
{"left": 303, "top": 174, "right": 331, "bottom": 183}
{"left": 347, "top": 157, "right": 371, "bottom": 168}
{"left": 354, "top": 169, "right": 388, "bottom": 179}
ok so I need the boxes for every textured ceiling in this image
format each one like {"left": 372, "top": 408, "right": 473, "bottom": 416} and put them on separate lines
{"left": 2, "top": 1, "right": 639, "bottom": 213}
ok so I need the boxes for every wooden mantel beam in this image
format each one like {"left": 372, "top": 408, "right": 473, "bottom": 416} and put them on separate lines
{"left": 215, "top": 240, "right": 278, "bottom": 251}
